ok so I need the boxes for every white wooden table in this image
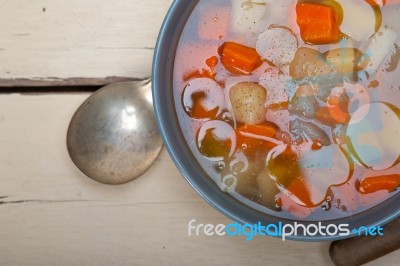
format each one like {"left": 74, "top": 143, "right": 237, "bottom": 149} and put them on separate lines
{"left": 0, "top": 1, "right": 398, "bottom": 265}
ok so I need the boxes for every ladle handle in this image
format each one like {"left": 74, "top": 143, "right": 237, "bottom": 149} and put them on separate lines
{"left": 329, "top": 218, "right": 400, "bottom": 266}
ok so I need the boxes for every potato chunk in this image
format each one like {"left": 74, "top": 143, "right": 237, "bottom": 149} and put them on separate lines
{"left": 289, "top": 47, "right": 335, "bottom": 80}
{"left": 290, "top": 84, "right": 319, "bottom": 119}
{"left": 229, "top": 82, "right": 267, "bottom": 124}
{"left": 291, "top": 47, "right": 364, "bottom": 80}
{"left": 290, "top": 47, "right": 364, "bottom": 100}
{"left": 324, "top": 48, "right": 362, "bottom": 74}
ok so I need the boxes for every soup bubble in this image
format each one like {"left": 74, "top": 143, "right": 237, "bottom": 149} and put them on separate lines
{"left": 197, "top": 120, "right": 236, "bottom": 161}
{"left": 347, "top": 102, "right": 400, "bottom": 170}
{"left": 182, "top": 78, "right": 225, "bottom": 119}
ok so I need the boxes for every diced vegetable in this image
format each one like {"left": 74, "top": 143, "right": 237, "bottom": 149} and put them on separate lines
{"left": 290, "top": 84, "right": 319, "bottom": 119}
{"left": 218, "top": 42, "right": 263, "bottom": 75}
{"left": 235, "top": 123, "right": 278, "bottom": 158}
{"left": 229, "top": 82, "right": 267, "bottom": 124}
{"left": 359, "top": 174, "right": 400, "bottom": 194}
{"left": 362, "top": 24, "right": 398, "bottom": 75}
{"left": 256, "top": 26, "right": 298, "bottom": 67}
{"left": 289, "top": 47, "right": 334, "bottom": 80}
{"left": 290, "top": 47, "right": 363, "bottom": 99}
{"left": 317, "top": 85, "right": 354, "bottom": 127}
{"left": 236, "top": 123, "right": 277, "bottom": 139}
{"left": 267, "top": 101, "right": 290, "bottom": 111}
{"left": 267, "top": 143, "right": 352, "bottom": 209}
{"left": 177, "top": 0, "right": 400, "bottom": 219}
{"left": 316, "top": 107, "right": 341, "bottom": 126}
{"left": 266, "top": 145, "right": 314, "bottom": 207}
{"left": 296, "top": 2, "right": 341, "bottom": 44}
{"left": 286, "top": 176, "right": 314, "bottom": 207}
{"left": 319, "top": 0, "right": 344, "bottom": 25}
{"left": 289, "top": 119, "right": 331, "bottom": 146}
{"left": 326, "top": 87, "right": 351, "bottom": 124}
{"left": 324, "top": 48, "right": 363, "bottom": 75}
{"left": 267, "top": 145, "right": 301, "bottom": 187}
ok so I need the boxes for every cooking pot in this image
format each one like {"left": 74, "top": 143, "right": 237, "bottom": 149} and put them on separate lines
{"left": 152, "top": 0, "right": 400, "bottom": 241}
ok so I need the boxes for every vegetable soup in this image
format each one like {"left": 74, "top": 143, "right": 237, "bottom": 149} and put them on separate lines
{"left": 173, "top": 0, "right": 400, "bottom": 220}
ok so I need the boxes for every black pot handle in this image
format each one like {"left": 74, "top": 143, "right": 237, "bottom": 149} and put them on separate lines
{"left": 330, "top": 218, "right": 400, "bottom": 265}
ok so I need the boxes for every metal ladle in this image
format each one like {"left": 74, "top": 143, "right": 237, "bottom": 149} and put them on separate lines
{"left": 66, "top": 79, "right": 163, "bottom": 185}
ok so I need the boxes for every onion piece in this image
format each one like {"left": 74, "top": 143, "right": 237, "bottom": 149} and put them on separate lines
{"left": 362, "top": 24, "right": 398, "bottom": 75}
{"left": 256, "top": 26, "right": 298, "bottom": 67}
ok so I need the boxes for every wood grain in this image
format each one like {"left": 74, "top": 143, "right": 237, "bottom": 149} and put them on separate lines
{"left": 0, "top": 94, "right": 330, "bottom": 266}
{"left": 0, "top": 77, "right": 136, "bottom": 88}
{"left": 0, "top": 0, "right": 172, "bottom": 86}
{"left": 0, "top": 94, "right": 398, "bottom": 266}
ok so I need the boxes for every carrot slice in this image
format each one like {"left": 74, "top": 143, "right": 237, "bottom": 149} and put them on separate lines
{"left": 316, "top": 101, "right": 350, "bottom": 126}
{"left": 218, "top": 42, "right": 263, "bottom": 75}
{"left": 296, "top": 3, "right": 341, "bottom": 44}
{"left": 235, "top": 123, "right": 278, "bottom": 157}
{"left": 316, "top": 107, "right": 340, "bottom": 126}
{"left": 236, "top": 123, "right": 277, "bottom": 138}
{"left": 268, "top": 101, "right": 290, "bottom": 111}
{"left": 327, "top": 91, "right": 350, "bottom": 124}
{"left": 286, "top": 176, "right": 314, "bottom": 208}
{"left": 358, "top": 174, "right": 400, "bottom": 194}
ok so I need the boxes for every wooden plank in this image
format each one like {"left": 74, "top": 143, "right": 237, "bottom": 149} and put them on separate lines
{"left": 1, "top": 93, "right": 333, "bottom": 265}
{"left": 0, "top": 77, "right": 136, "bottom": 88}
{"left": 0, "top": 94, "right": 399, "bottom": 265}
{"left": 0, "top": 0, "right": 173, "bottom": 86}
